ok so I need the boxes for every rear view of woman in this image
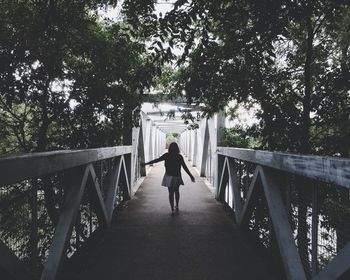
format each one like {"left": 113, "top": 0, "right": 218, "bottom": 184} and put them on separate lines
{"left": 142, "top": 142, "right": 195, "bottom": 216}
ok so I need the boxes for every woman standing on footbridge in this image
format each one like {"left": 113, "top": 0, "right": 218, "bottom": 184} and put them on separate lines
{"left": 142, "top": 142, "right": 195, "bottom": 216}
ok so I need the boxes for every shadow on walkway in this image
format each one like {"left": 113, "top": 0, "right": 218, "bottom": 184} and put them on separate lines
{"left": 64, "top": 161, "right": 274, "bottom": 280}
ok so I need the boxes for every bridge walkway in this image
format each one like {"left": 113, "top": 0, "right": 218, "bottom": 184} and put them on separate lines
{"left": 65, "top": 160, "right": 273, "bottom": 280}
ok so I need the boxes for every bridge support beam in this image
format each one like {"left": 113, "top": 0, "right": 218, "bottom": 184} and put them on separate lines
{"left": 41, "top": 167, "right": 89, "bottom": 280}
{"left": 139, "top": 112, "right": 166, "bottom": 173}
{"left": 180, "top": 111, "right": 225, "bottom": 191}
{"left": 260, "top": 167, "right": 307, "bottom": 280}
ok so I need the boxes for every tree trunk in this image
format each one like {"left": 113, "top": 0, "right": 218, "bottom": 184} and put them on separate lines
{"left": 35, "top": 86, "right": 60, "bottom": 227}
{"left": 35, "top": 86, "right": 50, "bottom": 153}
{"left": 296, "top": 12, "right": 314, "bottom": 275}
{"left": 340, "top": 43, "right": 349, "bottom": 89}
{"left": 340, "top": 43, "right": 350, "bottom": 158}
{"left": 301, "top": 14, "right": 314, "bottom": 154}
{"left": 254, "top": 65, "right": 276, "bottom": 150}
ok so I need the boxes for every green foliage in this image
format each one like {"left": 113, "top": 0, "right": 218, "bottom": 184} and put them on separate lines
{"left": 122, "top": 0, "right": 350, "bottom": 156}
{"left": 154, "top": 65, "right": 178, "bottom": 94}
{"left": 0, "top": 0, "right": 156, "bottom": 153}
{"left": 166, "top": 132, "right": 179, "bottom": 146}
{"left": 220, "top": 126, "right": 262, "bottom": 149}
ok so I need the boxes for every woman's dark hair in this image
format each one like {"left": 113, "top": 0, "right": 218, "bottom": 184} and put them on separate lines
{"left": 168, "top": 142, "right": 180, "bottom": 154}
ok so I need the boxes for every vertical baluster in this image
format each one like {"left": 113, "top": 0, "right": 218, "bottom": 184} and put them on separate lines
{"left": 285, "top": 176, "right": 291, "bottom": 223}
{"left": 30, "top": 178, "right": 38, "bottom": 268}
{"left": 89, "top": 200, "right": 93, "bottom": 235}
{"left": 138, "top": 154, "right": 141, "bottom": 180}
{"left": 312, "top": 185, "right": 319, "bottom": 276}
{"left": 238, "top": 160, "right": 243, "bottom": 199}
{"left": 75, "top": 227, "right": 79, "bottom": 249}
{"left": 246, "top": 163, "right": 249, "bottom": 190}
{"left": 100, "top": 161, "right": 103, "bottom": 192}
{"left": 216, "top": 155, "right": 225, "bottom": 199}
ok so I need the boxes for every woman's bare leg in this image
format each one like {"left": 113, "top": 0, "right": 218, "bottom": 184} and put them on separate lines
{"left": 174, "top": 186, "right": 180, "bottom": 209}
{"left": 168, "top": 187, "right": 175, "bottom": 211}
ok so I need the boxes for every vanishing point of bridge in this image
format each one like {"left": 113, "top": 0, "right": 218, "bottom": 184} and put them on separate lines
{"left": 0, "top": 105, "right": 349, "bottom": 280}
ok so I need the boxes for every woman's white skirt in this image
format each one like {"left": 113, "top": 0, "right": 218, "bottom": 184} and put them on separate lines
{"left": 161, "top": 175, "right": 184, "bottom": 188}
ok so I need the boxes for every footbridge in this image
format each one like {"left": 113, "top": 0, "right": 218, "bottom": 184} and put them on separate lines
{"left": 0, "top": 105, "right": 349, "bottom": 280}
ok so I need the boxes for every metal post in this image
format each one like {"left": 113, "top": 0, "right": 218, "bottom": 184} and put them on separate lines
{"left": 216, "top": 154, "right": 225, "bottom": 200}
{"left": 143, "top": 119, "right": 149, "bottom": 163}
{"left": 312, "top": 185, "right": 319, "bottom": 276}
{"left": 286, "top": 179, "right": 291, "bottom": 223}
{"left": 154, "top": 127, "right": 159, "bottom": 157}
{"left": 30, "top": 179, "right": 38, "bottom": 268}
{"left": 183, "top": 132, "right": 185, "bottom": 152}
{"left": 124, "top": 153, "right": 132, "bottom": 193}
{"left": 238, "top": 160, "right": 243, "bottom": 198}
{"left": 100, "top": 161, "right": 103, "bottom": 191}
{"left": 187, "top": 130, "right": 190, "bottom": 157}
{"left": 89, "top": 201, "right": 93, "bottom": 235}
{"left": 188, "top": 130, "right": 192, "bottom": 161}
{"left": 148, "top": 123, "right": 153, "bottom": 162}
{"left": 131, "top": 126, "right": 138, "bottom": 186}
{"left": 193, "top": 130, "right": 198, "bottom": 167}
{"left": 200, "top": 119, "right": 209, "bottom": 177}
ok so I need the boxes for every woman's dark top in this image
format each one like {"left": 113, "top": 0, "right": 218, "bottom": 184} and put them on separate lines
{"left": 149, "top": 153, "right": 190, "bottom": 177}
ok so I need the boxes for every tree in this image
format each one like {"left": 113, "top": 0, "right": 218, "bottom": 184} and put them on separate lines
{"left": 0, "top": 0, "right": 157, "bottom": 267}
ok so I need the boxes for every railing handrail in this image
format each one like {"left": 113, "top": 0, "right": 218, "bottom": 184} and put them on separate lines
{"left": 182, "top": 115, "right": 349, "bottom": 280}
{"left": 217, "top": 147, "right": 350, "bottom": 189}
{"left": 0, "top": 146, "right": 132, "bottom": 187}
{"left": 0, "top": 113, "right": 166, "bottom": 280}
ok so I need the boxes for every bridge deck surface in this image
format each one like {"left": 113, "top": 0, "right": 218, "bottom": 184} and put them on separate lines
{"left": 67, "top": 161, "right": 273, "bottom": 280}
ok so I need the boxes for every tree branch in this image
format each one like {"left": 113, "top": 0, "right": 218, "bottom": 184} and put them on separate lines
{"left": 0, "top": 98, "right": 23, "bottom": 123}
{"left": 313, "top": 14, "right": 326, "bottom": 36}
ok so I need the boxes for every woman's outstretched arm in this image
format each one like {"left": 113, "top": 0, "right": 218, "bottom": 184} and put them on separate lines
{"left": 180, "top": 156, "right": 195, "bottom": 182}
{"left": 141, "top": 153, "right": 167, "bottom": 166}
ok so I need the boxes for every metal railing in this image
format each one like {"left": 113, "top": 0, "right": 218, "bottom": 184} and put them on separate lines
{"left": 0, "top": 113, "right": 166, "bottom": 280}
{"left": 216, "top": 147, "right": 350, "bottom": 280}
{"left": 0, "top": 145, "right": 146, "bottom": 280}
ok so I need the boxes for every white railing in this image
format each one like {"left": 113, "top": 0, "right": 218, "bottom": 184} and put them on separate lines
{"left": 216, "top": 147, "right": 350, "bottom": 279}
{"left": 181, "top": 114, "right": 349, "bottom": 280}
{"left": 0, "top": 146, "right": 137, "bottom": 280}
{"left": 0, "top": 116, "right": 164, "bottom": 280}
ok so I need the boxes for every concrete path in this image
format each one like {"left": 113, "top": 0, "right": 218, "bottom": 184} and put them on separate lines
{"left": 69, "top": 161, "right": 273, "bottom": 280}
